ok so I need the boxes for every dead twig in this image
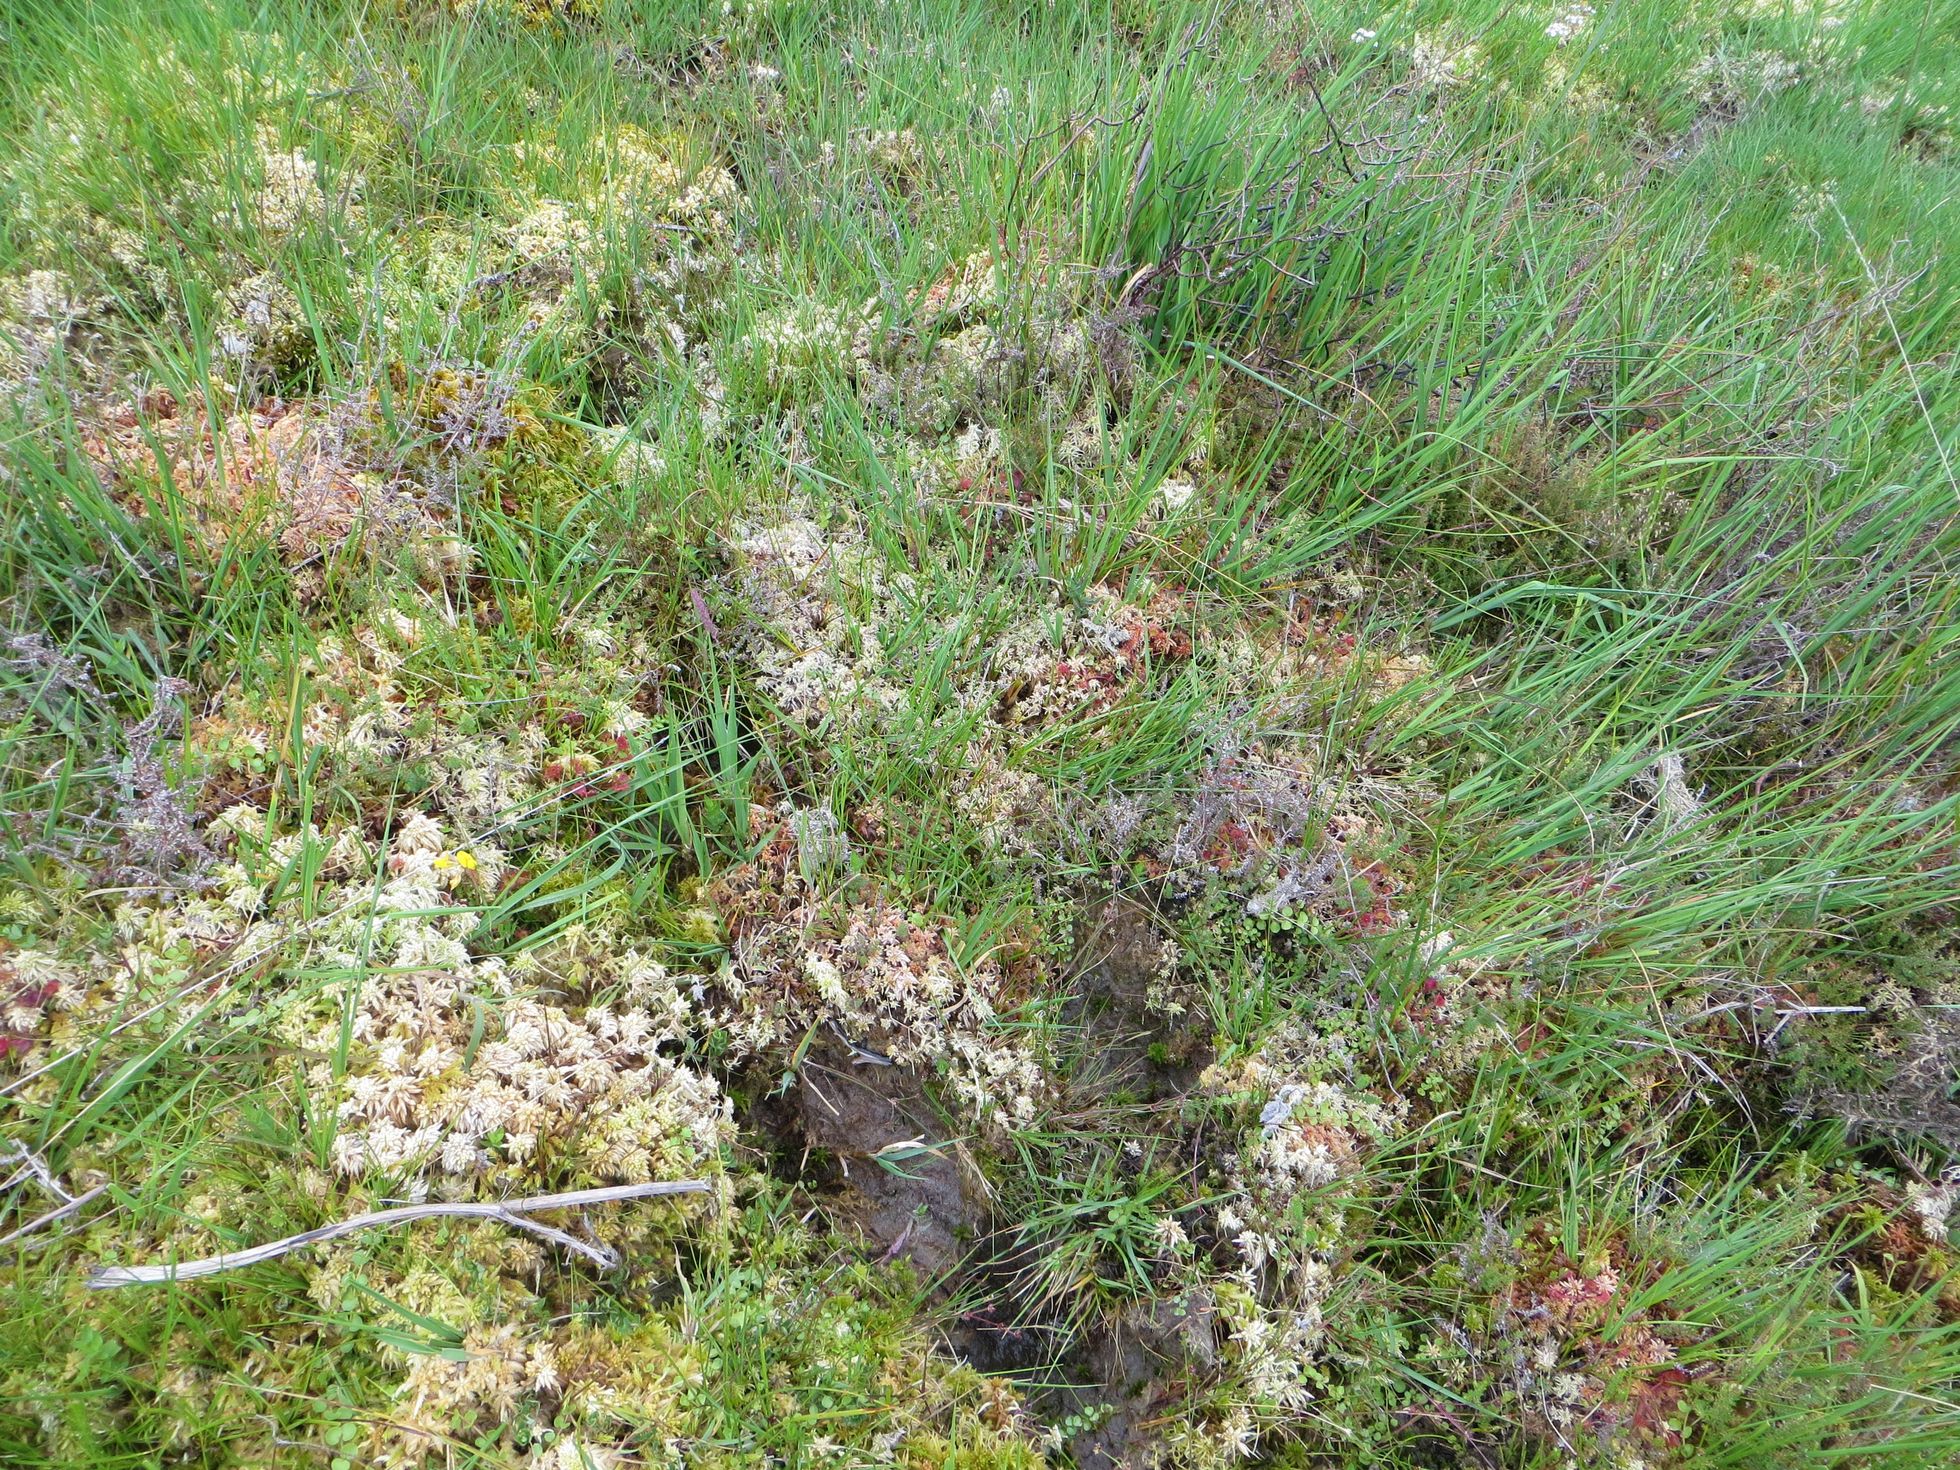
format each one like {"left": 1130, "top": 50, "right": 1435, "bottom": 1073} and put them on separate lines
{"left": 1, "top": 1183, "right": 111, "bottom": 1251}
{"left": 86, "top": 1179, "right": 711, "bottom": 1288}
{"left": 1, "top": 1140, "right": 74, "bottom": 1202}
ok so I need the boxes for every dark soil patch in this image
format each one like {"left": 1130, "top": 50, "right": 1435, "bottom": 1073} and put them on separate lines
{"left": 1053, "top": 1292, "right": 1221, "bottom": 1470}
{"left": 945, "top": 1258, "right": 1067, "bottom": 1377}
{"left": 929, "top": 894, "right": 1230, "bottom": 1459}
{"left": 740, "top": 1080, "right": 839, "bottom": 1189}
{"left": 1066, "top": 891, "right": 1212, "bottom": 1104}
{"left": 793, "top": 1039, "right": 983, "bottom": 1279}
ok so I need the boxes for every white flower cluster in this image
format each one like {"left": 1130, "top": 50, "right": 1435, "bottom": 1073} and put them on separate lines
{"left": 209, "top": 806, "right": 726, "bottom": 1193}
{"left": 1407, "top": 33, "right": 1482, "bottom": 91}
{"left": 389, "top": 1323, "right": 559, "bottom": 1465}
{"left": 1156, "top": 476, "right": 1198, "bottom": 515}
{"left": 1479, "top": 1256, "right": 1679, "bottom": 1447}
{"left": 9, "top": 269, "right": 80, "bottom": 329}
{"left": 11, "top": 792, "right": 727, "bottom": 1205}
{"left": 850, "top": 249, "right": 1098, "bottom": 432}
{"left": 1223, "top": 1284, "right": 1328, "bottom": 1415}
{"left": 0, "top": 803, "right": 399, "bottom": 1085}
{"left": 509, "top": 198, "right": 598, "bottom": 274}
{"left": 976, "top": 585, "right": 1190, "bottom": 733}
{"left": 949, "top": 743, "right": 1050, "bottom": 854}
{"left": 326, "top": 967, "right": 727, "bottom": 1190}
{"left": 0, "top": 267, "right": 87, "bottom": 393}
{"left": 1906, "top": 1169, "right": 1960, "bottom": 1245}
{"left": 725, "top": 511, "right": 906, "bottom": 726}
{"left": 1250, "top": 1074, "right": 1404, "bottom": 1197}
{"left": 1688, "top": 46, "right": 1804, "bottom": 113}
{"left": 862, "top": 127, "right": 926, "bottom": 183}
{"left": 739, "top": 897, "right": 1044, "bottom": 1138}
{"left": 604, "top": 127, "right": 740, "bottom": 227}
{"left": 1206, "top": 1025, "right": 1405, "bottom": 1209}
{"left": 1154, "top": 1028, "right": 1409, "bottom": 1459}
{"left": 465, "top": 130, "right": 744, "bottom": 360}
{"left": 935, "top": 314, "right": 1095, "bottom": 423}
{"left": 725, "top": 512, "right": 1216, "bottom": 861}
{"left": 1635, "top": 750, "right": 1703, "bottom": 834}
{"left": 910, "top": 249, "right": 1006, "bottom": 327}
{"left": 746, "top": 297, "right": 860, "bottom": 392}
{"left": 712, "top": 823, "right": 1046, "bottom": 1138}
{"left": 2, "top": 947, "right": 81, "bottom": 1035}
{"left": 1182, "top": 1210, "right": 1339, "bottom": 1463}
{"left": 603, "top": 130, "right": 743, "bottom": 341}
{"left": 247, "top": 134, "right": 333, "bottom": 234}
{"left": 1544, "top": 4, "right": 1593, "bottom": 45}
{"left": 298, "top": 624, "right": 654, "bottom": 821}
{"left": 220, "top": 271, "right": 310, "bottom": 369}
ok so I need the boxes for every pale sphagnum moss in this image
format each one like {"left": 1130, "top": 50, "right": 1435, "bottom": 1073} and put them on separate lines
{"left": 3, "top": 1, "right": 1959, "bottom": 1467}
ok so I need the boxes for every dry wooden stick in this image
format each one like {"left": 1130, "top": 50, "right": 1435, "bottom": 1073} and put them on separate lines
{"left": 0, "top": 1183, "right": 111, "bottom": 1252}
{"left": 87, "top": 1180, "right": 710, "bottom": 1288}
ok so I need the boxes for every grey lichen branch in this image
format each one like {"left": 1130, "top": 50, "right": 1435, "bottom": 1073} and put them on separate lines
{"left": 86, "top": 1179, "right": 711, "bottom": 1288}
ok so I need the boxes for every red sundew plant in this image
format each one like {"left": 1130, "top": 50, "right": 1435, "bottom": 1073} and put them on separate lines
{"left": 0, "top": 947, "right": 59, "bottom": 1061}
